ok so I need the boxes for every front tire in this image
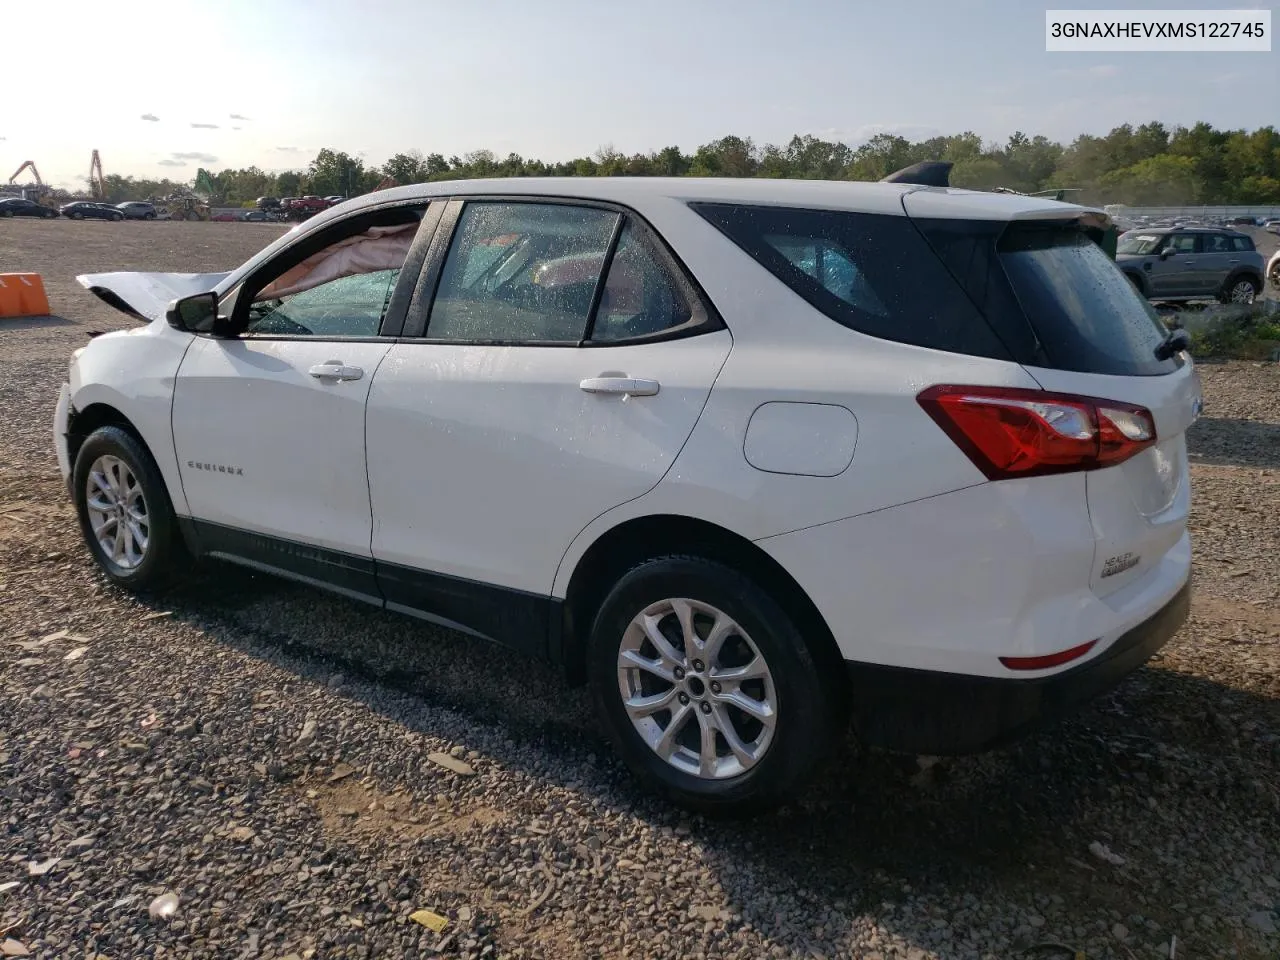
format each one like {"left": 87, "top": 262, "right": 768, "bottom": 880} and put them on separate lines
{"left": 588, "top": 555, "right": 844, "bottom": 814}
{"left": 72, "top": 426, "right": 186, "bottom": 591}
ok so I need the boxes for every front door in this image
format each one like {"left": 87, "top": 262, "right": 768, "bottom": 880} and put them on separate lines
{"left": 365, "top": 200, "right": 732, "bottom": 651}
{"left": 1147, "top": 233, "right": 1201, "bottom": 297}
{"left": 173, "top": 228, "right": 425, "bottom": 596}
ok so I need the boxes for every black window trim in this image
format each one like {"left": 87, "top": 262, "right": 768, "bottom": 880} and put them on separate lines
{"left": 210, "top": 200, "right": 441, "bottom": 343}
{"left": 397, "top": 194, "right": 726, "bottom": 347}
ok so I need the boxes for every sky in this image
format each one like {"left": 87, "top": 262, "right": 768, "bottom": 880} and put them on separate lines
{"left": 3, "top": 0, "right": 1276, "bottom": 189}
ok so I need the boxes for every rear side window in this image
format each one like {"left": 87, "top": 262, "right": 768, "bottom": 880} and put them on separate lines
{"left": 1230, "top": 235, "right": 1254, "bottom": 252}
{"left": 1203, "top": 234, "right": 1232, "bottom": 253}
{"left": 690, "top": 203, "right": 1011, "bottom": 361}
{"left": 995, "top": 223, "right": 1175, "bottom": 376}
{"left": 427, "top": 202, "right": 619, "bottom": 342}
{"left": 590, "top": 221, "right": 694, "bottom": 342}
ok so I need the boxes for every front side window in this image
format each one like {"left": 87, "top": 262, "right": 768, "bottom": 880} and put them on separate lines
{"left": 1117, "top": 233, "right": 1163, "bottom": 256}
{"left": 1164, "top": 234, "right": 1199, "bottom": 254}
{"left": 245, "top": 222, "right": 418, "bottom": 337}
{"left": 427, "top": 202, "right": 620, "bottom": 342}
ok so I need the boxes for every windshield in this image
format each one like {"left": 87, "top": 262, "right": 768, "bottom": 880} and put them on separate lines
{"left": 1117, "top": 233, "right": 1165, "bottom": 256}
{"left": 999, "top": 224, "right": 1175, "bottom": 377}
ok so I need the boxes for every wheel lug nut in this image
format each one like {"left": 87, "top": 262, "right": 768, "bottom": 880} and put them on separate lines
{"left": 692, "top": 659, "right": 705, "bottom": 672}
{"left": 710, "top": 681, "right": 721, "bottom": 694}
{"left": 673, "top": 667, "right": 685, "bottom": 681}
{"left": 678, "top": 692, "right": 689, "bottom": 705}
{"left": 699, "top": 701, "right": 712, "bottom": 714}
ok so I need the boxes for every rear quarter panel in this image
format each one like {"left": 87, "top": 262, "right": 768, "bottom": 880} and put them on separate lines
{"left": 553, "top": 197, "right": 1045, "bottom": 595}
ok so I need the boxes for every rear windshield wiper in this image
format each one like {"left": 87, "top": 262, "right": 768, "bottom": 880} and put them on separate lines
{"left": 1154, "top": 327, "right": 1190, "bottom": 361}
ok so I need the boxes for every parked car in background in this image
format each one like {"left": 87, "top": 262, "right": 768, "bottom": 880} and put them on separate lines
{"left": 117, "top": 201, "right": 158, "bottom": 220}
{"left": 324, "top": 195, "right": 347, "bottom": 205}
{"left": 1264, "top": 219, "right": 1280, "bottom": 235}
{"left": 242, "top": 209, "right": 276, "bottom": 222}
{"left": 0, "top": 196, "right": 59, "bottom": 218}
{"left": 1116, "top": 227, "right": 1264, "bottom": 303}
{"left": 60, "top": 177, "right": 1197, "bottom": 811}
{"left": 61, "top": 201, "right": 124, "bottom": 221}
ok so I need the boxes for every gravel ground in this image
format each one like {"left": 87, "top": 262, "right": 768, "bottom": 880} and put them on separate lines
{"left": 1, "top": 220, "right": 1278, "bottom": 960}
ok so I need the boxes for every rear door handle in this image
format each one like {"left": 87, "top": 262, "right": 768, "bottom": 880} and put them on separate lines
{"left": 1228, "top": 258, "right": 1240, "bottom": 263}
{"left": 579, "top": 377, "right": 660, "bottom": 397}
{"left": 308, "top": 361, "right": 364, "bottom": 382}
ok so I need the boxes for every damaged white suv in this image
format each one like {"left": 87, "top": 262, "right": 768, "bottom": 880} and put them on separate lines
{"left": 56, "top": 173, "right": 1199, "bottom": 811}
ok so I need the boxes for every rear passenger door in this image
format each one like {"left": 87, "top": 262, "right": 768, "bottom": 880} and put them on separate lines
{"left": 1197, "top": 233, "right": 1234, "bottom": 295}
{"left": 365, "top": 199, "right": 731, "bottom": 652}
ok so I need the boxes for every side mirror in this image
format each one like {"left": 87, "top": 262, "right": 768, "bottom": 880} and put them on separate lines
{"left": 166, "top": 292, "right": 224, "bottom": 334}
{"left": 1158, "top": 247, "right": 1176, "bottom": 260}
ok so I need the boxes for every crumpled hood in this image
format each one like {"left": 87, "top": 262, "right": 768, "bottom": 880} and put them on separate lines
{"left": 76, "top": 271, "right": 231, "bottom": 322}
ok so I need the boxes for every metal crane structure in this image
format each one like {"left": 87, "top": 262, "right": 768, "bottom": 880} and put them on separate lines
{"left": 5, "top": 160, "right": 52, "bottom": 200}
{"left": 89, "top": 150, "right": 106, "bottom": 200}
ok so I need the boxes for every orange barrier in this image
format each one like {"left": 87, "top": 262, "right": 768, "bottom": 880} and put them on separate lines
{"left": 0, "top": 273, "right": 50, "bottom": 317}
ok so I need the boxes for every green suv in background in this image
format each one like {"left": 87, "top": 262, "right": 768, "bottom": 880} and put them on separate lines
{"left": 1116, "top": 227, "right": 1265, "bottom": 304}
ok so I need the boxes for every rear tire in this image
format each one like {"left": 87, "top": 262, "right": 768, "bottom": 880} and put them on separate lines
{"left": 72, "top": 426, "right": 187, "bottom": 592}
{"left": 588, "top": 555, "right": 844, "bottom": 815}
{"left": 1220, "top": 276, "right": 1259, "bottom": 304}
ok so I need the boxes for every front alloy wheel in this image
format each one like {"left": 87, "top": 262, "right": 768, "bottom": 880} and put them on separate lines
{"left": 84, "top": 455, "right": 149, "bottom": 569}
{"left": 618, "top": 598, "right": 777, "bottom": 780}
{"left": 73, "top": 425, "right": 186, "bottom": 590}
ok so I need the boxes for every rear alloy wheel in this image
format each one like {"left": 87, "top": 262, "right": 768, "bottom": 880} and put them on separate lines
{"left": 618, "top": 597, "right": 778, "bottom": 780}
{"left": 73, "top": 426, "right": 186, "bottom": 591}
{"left": 589, "top": 556, "right": 844, "bottom": 813}
{"left": 1222, "top": 278, "right": 1258, "bottom": 304}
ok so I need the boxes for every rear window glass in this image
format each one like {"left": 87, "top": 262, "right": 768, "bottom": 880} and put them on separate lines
{"left": 996, "top": 224, "right": 1175, "bottom": 377}
{"left": 689, "top": 203, "right": 1011, "bottom": 360}
{"left": 1230, "top": 235, "right": 1254, "bottom": 252}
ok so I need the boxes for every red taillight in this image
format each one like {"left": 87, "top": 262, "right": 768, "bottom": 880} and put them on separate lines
{"left": 917, "top": 385, "right": 1156, "bottom": 480}
{"left": 999, "top": 639, "right": 1098, "bottom": 670}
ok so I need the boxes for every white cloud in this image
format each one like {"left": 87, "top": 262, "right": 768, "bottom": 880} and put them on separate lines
{"left": 141, "top": 113, "right": 160, "bottom": 122}
{"left": 229, "top": 113, "right": 250, "bottom": 120}
{"left": 190, "top": 122, "right": 219, "bottom": 130}
{"left": 172, "top": 151, "right": 218, "bottom": 163}
{"left": 158, "top": 159, "right": 186, "bottom": 167}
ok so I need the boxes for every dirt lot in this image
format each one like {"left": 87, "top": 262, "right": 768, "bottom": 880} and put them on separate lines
{"left": 1, "top": 220, "right": 1279, "bottom": 959}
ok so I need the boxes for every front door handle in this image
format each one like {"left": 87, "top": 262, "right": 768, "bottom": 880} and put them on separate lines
{"left": 579, "top": 377, "right": 660, "bottom": 397}
{"left": 309, "top": 361, "right": 364, "bottom": 382}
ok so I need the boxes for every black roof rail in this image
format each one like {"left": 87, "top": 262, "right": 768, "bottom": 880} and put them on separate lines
{"left": 880, "top": 161, "right": 952, "bottom": 187}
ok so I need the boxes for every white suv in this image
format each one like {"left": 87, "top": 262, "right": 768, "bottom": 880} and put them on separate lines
{"left": 56, "top": 176, "right": 1199, "bottom": 812}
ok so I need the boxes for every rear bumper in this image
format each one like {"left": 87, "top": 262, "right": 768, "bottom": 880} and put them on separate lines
{"left": 846, "top": 582, "right": 1191, "bottom": 755}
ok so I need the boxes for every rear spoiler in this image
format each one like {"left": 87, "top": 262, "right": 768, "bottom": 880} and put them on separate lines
{"left": 885, "top": 161, "right": 1119, "bottom": 260}
{"left": 881, "top": 161, "right": 953, "bottom": 187}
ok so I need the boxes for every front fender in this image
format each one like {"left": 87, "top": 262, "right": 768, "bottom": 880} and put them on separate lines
{"left": 68, "top": 322, "right": 194, "bottom": 515}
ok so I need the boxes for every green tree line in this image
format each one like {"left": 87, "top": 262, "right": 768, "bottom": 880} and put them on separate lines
{"left": 84, "top": 122, "right": 1280, "bottom": 207}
